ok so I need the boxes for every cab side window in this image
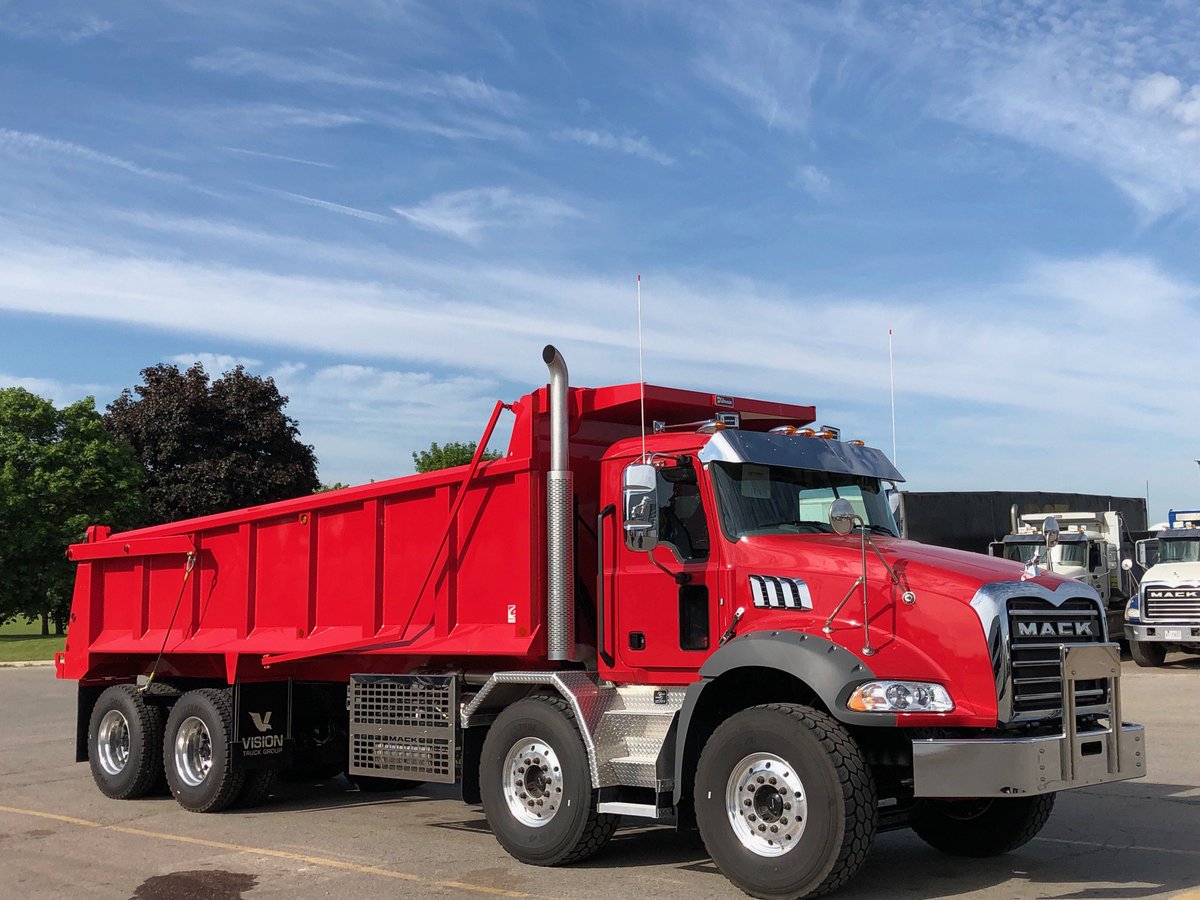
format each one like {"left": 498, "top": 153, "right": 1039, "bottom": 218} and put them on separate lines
{"left": 657, "top": 467, "right": 710, "bottom": 561}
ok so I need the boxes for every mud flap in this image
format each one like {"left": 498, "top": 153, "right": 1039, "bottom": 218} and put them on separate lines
{"left": 232, "top": 681, "right": 293, "bottom": 768}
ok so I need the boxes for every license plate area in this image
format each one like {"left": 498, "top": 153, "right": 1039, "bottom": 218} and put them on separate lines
{"left": 1164, "top": 628, "right": 1184, "bottom": 640}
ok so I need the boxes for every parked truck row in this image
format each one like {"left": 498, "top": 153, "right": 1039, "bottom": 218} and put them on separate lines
{"left": 59, "top": 347, "right": 1146, "bottom": 899}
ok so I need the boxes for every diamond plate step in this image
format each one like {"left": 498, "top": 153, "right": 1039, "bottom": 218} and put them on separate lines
{"left": 593, "top": 686, "right": 687, "bottom": 789}
{"left": 608, "top": 754, "right": 659, "bottom": 788}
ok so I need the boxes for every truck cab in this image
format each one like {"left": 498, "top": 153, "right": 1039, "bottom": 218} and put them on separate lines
{"left": 1126, "top": 512, "right": 1200, "bottom": 666}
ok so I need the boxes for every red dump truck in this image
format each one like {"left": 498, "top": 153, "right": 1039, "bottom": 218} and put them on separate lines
{"left": 58, "top": 347, "right": 1145, "bottom": 898}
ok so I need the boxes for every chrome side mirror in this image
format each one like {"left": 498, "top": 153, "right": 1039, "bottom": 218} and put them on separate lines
{"left": 1042, "top": 516, "right": 1060, "bottom": 548}
{"left": 830, "top": 498, "right": 856, "bottom": 535}
{"left": 622, "top": 463, "right": 658, "bottom": 551}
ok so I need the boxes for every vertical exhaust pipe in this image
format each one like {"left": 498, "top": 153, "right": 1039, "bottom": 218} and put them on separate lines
{"left": 543, "top": 345, "right": 575, "bottom": 662}
{"left": 1011, "top": 504, "right": 1019, "bottom": 535}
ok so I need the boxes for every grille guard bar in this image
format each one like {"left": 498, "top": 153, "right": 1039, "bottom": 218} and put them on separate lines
{"left": 912, "top": 643, "right": 1146, "bottom": 798}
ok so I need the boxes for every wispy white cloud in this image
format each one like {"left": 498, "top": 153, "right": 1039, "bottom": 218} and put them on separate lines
{"left": 1, "top": 236, "right": 1197, "bottom": 495}
{"left": 0, "top": 9, "right": 111, "bottom": 43}
{"left": 0, "top": 128, "right": 181, "bottom": 182}
{"left": 190, "top": 48, "right": 522, "bottom": 114}
{"left": 259, "top": 187, "right": 392, "bottom": 223}
{"left": 792, "top": 164, "right": 834, "bottom": 203}
{"left": 553, "top": 128, "right": 674, "bottom": 166}
{"left": 392, "top": 187, "right": 579, "bottom": 242}
{"left": 224, "top": 146, "right": 335, "bottom": 168}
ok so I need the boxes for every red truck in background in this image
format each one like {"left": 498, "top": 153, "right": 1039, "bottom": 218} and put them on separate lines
{"left": 58, "top": 346, "right": 1146, "bottom": 898}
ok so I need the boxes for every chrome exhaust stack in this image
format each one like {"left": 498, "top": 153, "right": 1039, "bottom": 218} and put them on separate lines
{"left": 543, "top": 345, "right": 575, "bottom": 662}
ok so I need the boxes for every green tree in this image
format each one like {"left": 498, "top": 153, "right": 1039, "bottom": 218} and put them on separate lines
{"left": 412, "top": 441, "right": 500, "bottom": 473}
{"left": 0, "top": 388, "right": 147, "bottom": 634}
{"left": 105, "top": 363, "right": 320, "bottom": 523}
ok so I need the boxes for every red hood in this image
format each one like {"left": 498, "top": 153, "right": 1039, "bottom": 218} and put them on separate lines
{"left": 733, "top": 533, "right": 1071, "bottom": 600}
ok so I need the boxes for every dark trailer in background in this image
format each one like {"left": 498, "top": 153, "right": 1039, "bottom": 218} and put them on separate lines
{"left": 900, "top": 491, "right": 1149, "bottom": 554}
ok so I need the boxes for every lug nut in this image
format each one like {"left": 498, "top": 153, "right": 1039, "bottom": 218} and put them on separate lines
{"left": 770, "top": 826, "right": 778, "bottom": 833}
{"left": 758, "top": 825, "right": 766, "bottom": 832}
{"left": 756, "top": 775, "right": 765, "bottom": 784}
{"left": 769, "top": 777, "right": 777, "bottom": 785}
{"left": 744, "top": 799, "right": 752, "bottom": 807}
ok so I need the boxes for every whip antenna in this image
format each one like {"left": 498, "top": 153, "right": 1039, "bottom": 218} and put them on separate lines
{"left": 638, "top": 274, "right": 646, "bottom": 460}
{"left": 888, "top": 327, "right": 897, "bottom": 465}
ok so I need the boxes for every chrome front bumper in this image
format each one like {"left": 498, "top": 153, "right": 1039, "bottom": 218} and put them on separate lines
{"left": 1126, "top": 623, "right": 1200, "bottom": 643}
{"left": 912, "top": 643, "right": 1147, "bottom": 798}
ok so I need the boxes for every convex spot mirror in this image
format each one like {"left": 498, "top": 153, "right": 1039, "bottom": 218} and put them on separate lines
{"left": 1042, "top": 516, "right": 1060, "bottom": 548}
{"left": 1121, "top": 558, "right": 1134, "bottom": 571}
{"left": 830, "top": 498, "right": 857, "bottom": 536}
{"left": 623, "top": 463, "right": 659, "bottom": 552}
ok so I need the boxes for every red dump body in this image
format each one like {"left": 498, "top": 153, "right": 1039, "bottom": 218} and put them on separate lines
{"left": 58, "top": 382, "right": 814, "bottom": 686}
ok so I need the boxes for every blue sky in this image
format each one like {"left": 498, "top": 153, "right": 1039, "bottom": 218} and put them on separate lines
{"left": 1, "top": 1, "right": 1198, "bottom": 520}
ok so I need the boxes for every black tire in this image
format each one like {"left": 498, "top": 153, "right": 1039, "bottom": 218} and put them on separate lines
{"left": 1130, "top": 640, "right": 1166, "bottom": 668}
{"left": 236, "top": 768, "right": 279, "bottom": 808}
{"left": 694, "top": 703, "right": 876, "bottom": 900}
{"left": 346, "top": 774, "right": 420, "bottom": 792}
{"left": 163, "top": 688, "right": 245, "bottom": 813}
{"left": 481, "top": 695, "right": 617, "bottom": 867}
{"left": 88, "top": 685, "right": 166, "bottom": 800}
{"left": 913, "top": 794, "right": 1055, "bottom": 857}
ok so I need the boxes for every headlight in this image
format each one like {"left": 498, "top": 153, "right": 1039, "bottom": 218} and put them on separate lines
{"left": 1125, "top": 594, "right": 1140, "bottom": 621}
{"left": 847, "top": 681, "right": 954, "bottom": 713}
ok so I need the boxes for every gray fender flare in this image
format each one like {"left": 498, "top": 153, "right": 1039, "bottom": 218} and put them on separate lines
{"left": 673, "top": 630, "right": 893, "bottom": 805}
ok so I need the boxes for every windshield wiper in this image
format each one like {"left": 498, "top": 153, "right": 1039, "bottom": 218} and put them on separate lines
{"left": 857, "top": 523, "right": 897, "bottom": 537}
{"left": 752, "top": 519, "right": 834, "bottom": 533}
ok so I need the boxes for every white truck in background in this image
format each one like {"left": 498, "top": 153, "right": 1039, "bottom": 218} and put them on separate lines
{"left": 991, "top": 509, "right": 1134, "bottom": 637}
{"left": 1125, "top": 509, "right": 1200, "bottom": 667}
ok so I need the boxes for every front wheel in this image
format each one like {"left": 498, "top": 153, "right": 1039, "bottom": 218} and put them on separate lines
{"left": 694, "top": 703, "right": 877, "bottom": 899}
{"left": 912, "top": 794, "right": 1055, "bottom": 857}
{"left": 481, "top": 696, "right": 617, "bottom": 866}
{"left": 1130, "top": 640, "right": 1166, "bottom": 668}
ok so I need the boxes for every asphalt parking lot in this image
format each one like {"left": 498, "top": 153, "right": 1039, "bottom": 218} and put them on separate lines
{"left": 2, "top": 659, "right": 1199, "bottom": 900}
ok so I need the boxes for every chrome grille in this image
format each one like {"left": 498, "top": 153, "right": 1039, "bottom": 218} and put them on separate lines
{"left": 1144, "top": 585, "right": 1200, "bottom": 621}
{"left": 1007, "top": 597, "right": 1107, "bottom": 718}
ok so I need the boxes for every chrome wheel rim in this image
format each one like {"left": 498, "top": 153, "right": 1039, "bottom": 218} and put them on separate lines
{"left": 502, "top": 737, "right": 562, "bottom": 827}
{"left": 174, "top": 716, "right": 213, "bottom": 787}
{"left": 96, "top": 710, "right": 130, "bottom": 776}
{"left": 726, "top": 752, "right": 808, "bottom": 857}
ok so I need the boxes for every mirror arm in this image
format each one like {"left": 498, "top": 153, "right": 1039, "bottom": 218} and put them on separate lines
{"left": 648, "top": 547, "right": 691, "bottom": 584}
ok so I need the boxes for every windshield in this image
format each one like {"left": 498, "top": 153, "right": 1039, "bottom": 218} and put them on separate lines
{"left": 1158, "top": 538, "right": 1200, "bottom": 564}
{"left": 1004, "top": 543, "right": 1040, "bottom": 564}
{"left": 710, "top": 462, "right": 898, "bottom": 539}
{"left": 1054, "top": 542, "right": 1087, "bottom": 567}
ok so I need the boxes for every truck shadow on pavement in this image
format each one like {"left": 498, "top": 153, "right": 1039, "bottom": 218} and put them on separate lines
{"left": 244, "top": 777, "right": 1200, "bottom": 899}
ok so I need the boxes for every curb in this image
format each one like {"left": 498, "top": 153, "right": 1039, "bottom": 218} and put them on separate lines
{"left": 0, "top": 659, "right": 55, "bottom": 669}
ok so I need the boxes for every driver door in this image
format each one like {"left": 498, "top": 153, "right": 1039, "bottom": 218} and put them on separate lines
{"left": 611, "top": 459, "right": 721, "bottom": 676}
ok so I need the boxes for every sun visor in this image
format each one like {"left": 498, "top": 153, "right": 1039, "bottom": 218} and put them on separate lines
{"left": 698, "top": 429, "right": 905, "bottom": 483}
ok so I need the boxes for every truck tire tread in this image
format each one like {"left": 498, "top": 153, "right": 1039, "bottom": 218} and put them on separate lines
{"left": 236, "top": 767, "right": 279, "bottom": 808}
{"left": 481, "top": 694, "right": 617, "bottom": 867}
{"left": 1130, "top": 640, "right": 1166, "bottom": 668}
{"left": 525, "top": 695, "right": 618, "bottom": 865}
{"left": 89, "top": 685, "right": 166, "bottom": 800}
{"left": 763, "top": 703, "right": 875, "bottom": 897}
{"left": 913, "top": 793, "right": 1055, "bottom": 857}
{"left": 164, "top": 688, "right": 245, "bottom": 813}
{"left": 695, "top": 702, "right": 876, "bottom": 899}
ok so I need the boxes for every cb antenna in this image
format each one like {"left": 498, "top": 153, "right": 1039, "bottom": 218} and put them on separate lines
{"left": 888, "top": 327, "right": 897, "bottom": 465}
{"left": 638, "top": 274, "right": 646, "bottom": 460}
